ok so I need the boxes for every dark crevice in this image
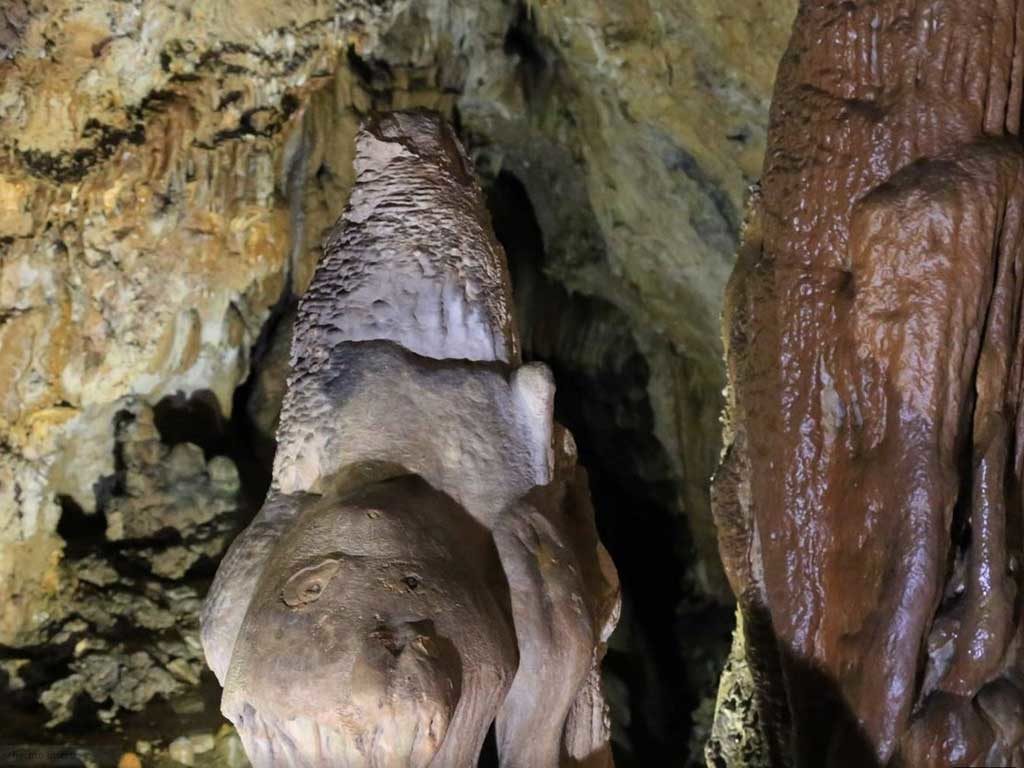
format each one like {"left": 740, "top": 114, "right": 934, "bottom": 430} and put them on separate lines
{"left": 152, "top": 390, "right": 226, "bottom": 454}
{"left": 487, "top": 169, "right": 732, "bottom": 765}
{"left": 153, "top": 382, "right": 272, "bottom": 515}
{"left": 55, "top": 495, "right": 107, "bottom": 560}
{"left": 503, "top": 6, "right": 552, "bottom": 106}
{"left": 347, "top": 44, "right": 391, "bottom": 89}
{"left": 346, "top": 45, "right": 397, "bottom": 110}
{"left": 231, "top": 296, "right": 299, "bottom": 484}
{"left": 479, "top": 722, "right": 499, "bottom": 768}
{"left": 17, "top": 120, "right": 146, "bottom": 183}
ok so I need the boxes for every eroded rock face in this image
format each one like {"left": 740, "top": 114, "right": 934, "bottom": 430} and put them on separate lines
{"left": 105, "top": 403, "right": 241, "bottom": 579}
{"left": 0, "top": 0, "right": 797, "bottom": 647}
{"left": 0, "top": 0, "right": 799, "bottom": 760}
{"left": 32, "top": 549, "right": 207, "bottom": 728}
{"left": 0, "top": 0, "right": 403, "bottom": 646}
{"left": 715, "top": 3, "right": 1024, "bottom": 766}
{"left": 202, "top": 112, "right": 620, "bottom": 768}
{"left": 1, "top": 398, "right": 244, "bottom": 733}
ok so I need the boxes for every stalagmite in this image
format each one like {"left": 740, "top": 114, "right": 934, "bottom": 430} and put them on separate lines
{"left": 714, "top": 3, "right": 1024, "bottom": 767}
{"left": 200, "top": 111, "right": 619, "bottom": 768}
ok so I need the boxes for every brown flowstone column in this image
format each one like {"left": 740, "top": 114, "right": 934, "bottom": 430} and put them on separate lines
{"left": 714, "top": 3, "right": 1024, "bottom": 766}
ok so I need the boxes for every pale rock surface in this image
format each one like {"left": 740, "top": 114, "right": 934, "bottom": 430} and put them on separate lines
{"left": 203, "top": 112, "right": 620, "bottom": 767}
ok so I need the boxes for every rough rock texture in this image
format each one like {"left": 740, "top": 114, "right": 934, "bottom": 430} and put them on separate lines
{"left": 714, "top": 2, "right": 1024, "bottom": 766}
{"left": 0, "top": 401, "right": 251, "bottom": 766}
{"left": 0, "top": 399, "right": 243, "bottom": 726}
{"left": 454, "top": 0, "right": 797, "bottom": 602}
{"left": 301, "top": 112, "right": 519, "bottom": 364}
{"left": 0, "top": 0, "right": 398, "bottom": 646}
{"left": 23, "top": 551, "right": 203, "bottom": 727}
{"left": 106, "top": 404, "right": 241, "bottom": 579}
{"left": 705, "top": 614, "right": 770, "bottom": 768}
{"left": 0, "top": 0, "right": 795, "bottom": 641}
{"left": 0, "top": 0, "right": 798, "bottom": 763}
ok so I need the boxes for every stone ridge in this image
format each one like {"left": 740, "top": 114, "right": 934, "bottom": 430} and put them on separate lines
{"left": 296, "top": 110, "right": 519, "bottom": 366}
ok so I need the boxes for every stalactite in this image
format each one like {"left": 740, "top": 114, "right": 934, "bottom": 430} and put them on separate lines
{"left": 201, "top": 111, "right": 620, "bottom": 768}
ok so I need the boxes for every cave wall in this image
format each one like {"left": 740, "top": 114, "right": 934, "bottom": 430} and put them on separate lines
{"left": 0, "top": 0, "right": 795, "bottom": 639}
{"left": 0, "top": 0, "right": 797, "bottom": 761}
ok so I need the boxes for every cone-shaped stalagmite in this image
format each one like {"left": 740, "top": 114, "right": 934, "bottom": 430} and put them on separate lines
{"left": 714, "top": 3, "right": 1024, "bottom": 766}
{"left": 201, "top": 111, "right": 619, "bottom": 768}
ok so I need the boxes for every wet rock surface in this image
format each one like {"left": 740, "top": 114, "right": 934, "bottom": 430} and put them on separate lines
{"left": 715, "top": 2, "right": 1024, "bottom": 766}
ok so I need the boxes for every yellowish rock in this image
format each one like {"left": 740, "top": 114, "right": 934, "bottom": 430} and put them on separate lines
{"left": 0, "top": 0, "right": 797, "bottom": 647}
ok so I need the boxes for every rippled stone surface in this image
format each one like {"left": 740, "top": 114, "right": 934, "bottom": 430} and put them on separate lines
{"left": 714, "top": 3, "right": 1024, "bottom": 766}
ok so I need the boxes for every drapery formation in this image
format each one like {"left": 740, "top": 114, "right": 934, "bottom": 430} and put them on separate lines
{"left": 715, "top": 3, "right": 1024, "bottom": 765}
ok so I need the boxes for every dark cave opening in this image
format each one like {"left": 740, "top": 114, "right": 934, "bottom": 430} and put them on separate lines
{"left": 486, "top": 169, "right": 734, "bottom": 764}
{"left": 153, "top": 384, "right": 272, "bottom": 516}
{"left": 55, "top": 494, "right": 107, "bottom": 558}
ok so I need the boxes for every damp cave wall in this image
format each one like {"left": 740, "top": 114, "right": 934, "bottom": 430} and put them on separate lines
{"left": 0, "top": 0, "right": 798, "bottom": 764}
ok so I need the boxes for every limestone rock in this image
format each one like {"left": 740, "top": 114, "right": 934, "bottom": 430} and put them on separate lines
{"left": 101, "top": 402, "right": 241, "bottom": 578}
{"left": 714, "top": 2, "right": 1024, "bottom": 765}
{"left": 0, "top": 0, "right": 800, "bottom": 762}
{"left": 0, "top": 0, "right": 402, "bottom": 644}
{"left": 0, "top": 0, "right": 797, "bottom": 648}
{"left": 41, "top": 650, "right": 185, "bottom": 727}
{"left": 0, "top": 658, "right": 29, "bottom": 690}
{"left": 442, "top": 0, "right": 799, "bottom": 599}
{"left": 214, "top": 726, "right": 251, "bottom": 768}
{"left": 203, "top": 113, "right": 619, "bottom": 768}
{"left": 705, "top": 617, "right": 770, "bottom": 768}
{"left": 106, "top": 405, "right": 239, "bottom": 540}
{"left": 168, "top": 736, "right": 196, "bottom": 767}
{"left": 30, "top": 548, "right": 210, "bottom": 728}
{"left": 244, "top": 306, "right": 295, "bottom": 447}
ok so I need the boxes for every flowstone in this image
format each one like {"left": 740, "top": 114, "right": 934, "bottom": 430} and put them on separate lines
{"left": 713, "top": 3, "right": 1024, "bottom": 766}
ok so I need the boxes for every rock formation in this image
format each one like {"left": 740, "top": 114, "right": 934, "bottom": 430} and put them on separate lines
{"left": 714, "top": 2, "right": 1024, "bottom": 766}
{"left": 0, "top": 0, "right": 799, "bottom": 761}
{"left": 201, "top": 111, "right": 620, "bottom": 768}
